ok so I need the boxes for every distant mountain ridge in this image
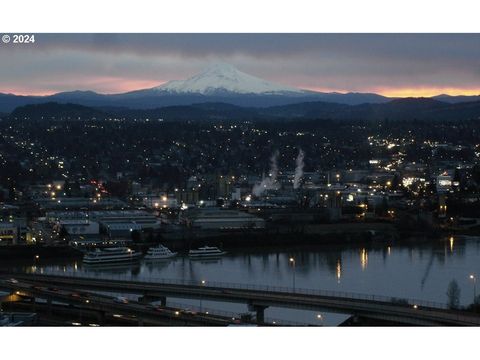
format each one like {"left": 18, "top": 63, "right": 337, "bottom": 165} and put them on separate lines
{"left": 1, "top": 63, "right": 479, "bottom": 113}
{"left": 7, "top": 97, "right": 480, "bottom": 122}
{"left": 432, "top": 94, "right": 480, "bottom": 103}
{"left": 8, "top": 102, "right": 108, "bottom": 120}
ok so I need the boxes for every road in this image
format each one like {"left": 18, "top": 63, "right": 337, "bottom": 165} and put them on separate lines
{"left": 4, "top": 272, "right": 480, "bottom": 326}
{"left": 0, "top": 278, "right": 247, "bottom": 326}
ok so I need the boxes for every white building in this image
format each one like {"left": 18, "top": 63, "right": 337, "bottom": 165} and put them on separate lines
{"left": 437, "top": 173, "right": 453, "bottom": 193}
{"left": 58, "top": 220, "right": 100, "bottom": 236}
{"left": 143, "top": 195, "right": 178, "bottom": 209}
{"left": 187, "top": 209, "right": 266, "bottom": 230}
{"left": 0, "top": 222, "right": 18, "bottom": 245}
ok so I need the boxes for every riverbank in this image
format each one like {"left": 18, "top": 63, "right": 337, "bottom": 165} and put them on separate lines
{"left": 160, "top": 222, "right": 399, "bottom": 251}
{"left": 1, "top": 221, "right": 477, "bottom": 260}
{"left": 0, "top": 245, "right": 83, "bottom": 260}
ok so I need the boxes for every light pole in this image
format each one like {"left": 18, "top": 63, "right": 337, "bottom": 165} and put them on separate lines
{"left": 289, "top": 257, "right": 296, "bottom": 292}
{"left": 469, "top": 274, "right": 477, "bottom": 305}
{"left": 200, "top": 280, "right": 206, "bottom": 312}
{"left": 33, "top": 255, "right": 39, "bottom": 282}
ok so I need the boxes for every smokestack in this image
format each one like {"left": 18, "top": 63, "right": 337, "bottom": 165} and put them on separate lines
{"left": 252, "top": 151, "right": 280, "bottom": 197}
{"left": 293, "top": 149, "right": 305, "bottom": 190}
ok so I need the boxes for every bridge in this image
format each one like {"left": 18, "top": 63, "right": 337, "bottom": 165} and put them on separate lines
{"left": 0, "top": 278, "right": 253, "bottom": 326}
{"left": 2, "top": 272, "right": 480, "bottom": 326}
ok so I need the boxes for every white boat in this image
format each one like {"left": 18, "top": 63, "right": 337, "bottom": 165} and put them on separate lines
{"left": 188, "top": 246, "right": 226, "bottom": 258}
{"left": 83, "top": 247, "right": 142, "bottom": 265}
{"left": 144, "top": 244, "right": 177, "bottom": 260}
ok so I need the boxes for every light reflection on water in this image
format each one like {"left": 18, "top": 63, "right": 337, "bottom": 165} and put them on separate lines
{"left": 6, "top": 235, "right": 480, "bottom": 325}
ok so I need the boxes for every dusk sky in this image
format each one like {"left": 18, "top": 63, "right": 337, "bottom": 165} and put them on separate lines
{"left": 1, "top": 33, "right": 480, "bottom": 97}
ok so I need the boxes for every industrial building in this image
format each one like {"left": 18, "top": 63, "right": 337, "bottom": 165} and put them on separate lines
{"left": 185, "top": 209, "right": 265, "bottom": 230}
{"left": 0, "top": 222, "right": 18, "bottom": 245}
{"left": 56, "top": 220, "right": 100, "bottom": 236}
{"left": 103, "top": 222, "right": 142, "bottom": 239}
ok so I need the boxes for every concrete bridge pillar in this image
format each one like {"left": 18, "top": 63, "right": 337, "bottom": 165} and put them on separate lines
{"left": 97, "top": 311, "right": 106, "bottom": 325}
{"left": 47, "top": 298, "right": 52, "bottom": 315}
{"left": 248, "top": 304, "right": 268, "bottom": 325}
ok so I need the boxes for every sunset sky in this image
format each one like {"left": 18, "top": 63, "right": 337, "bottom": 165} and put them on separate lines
{"left": 1, "top": 33, "right": 480, "bottom": 97}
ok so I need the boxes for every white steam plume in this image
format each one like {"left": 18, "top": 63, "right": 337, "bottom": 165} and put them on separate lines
{"left": 252, "top": 151, "right": 280, "bottom": 197}
{"left": 293, "top": 149, "right": 305, "bottom": 190}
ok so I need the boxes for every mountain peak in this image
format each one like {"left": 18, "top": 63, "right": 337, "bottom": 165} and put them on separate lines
{"left": 201, "top": 62, "right": 243, "bottom": 76}
{"left": 153, "top": 63, "right": 305, "bottom": 95}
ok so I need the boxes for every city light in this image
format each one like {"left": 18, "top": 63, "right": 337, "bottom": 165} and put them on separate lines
{"left": 289, "top": 257, "right": 296, "bottom": 291}
{"left": 2, "top": 34, "right": 480, "bottom": 331}
{"left": 336, "top": 259, "right": 342, "bottom": 282}
{"left": 469, "top": 274, "right": 477, "bottom": 303}
{"left": 360, "top": 248, "right": 368, "bottom": 270}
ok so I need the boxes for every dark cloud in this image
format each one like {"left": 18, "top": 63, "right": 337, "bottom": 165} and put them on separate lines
{"left": 29, "top": 33, "right": 480, "bottom": 60}
{"left": 1, "top": 34, "right": 480, "bottom": 95}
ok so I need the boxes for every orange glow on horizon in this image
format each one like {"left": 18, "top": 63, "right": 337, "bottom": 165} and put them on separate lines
{"left": 3, "top": 83, "right": 480, "bottom": 99}
{"left": 375, "top": 87, "right": 480, "bottom": 98}
{"left": 304, "top": 86, "right": 480, "bottom": 98}
{"left": 0, "top": 88, "right": 57, "bottom": 97}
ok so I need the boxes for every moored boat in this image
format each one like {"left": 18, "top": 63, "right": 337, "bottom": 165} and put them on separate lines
{"left": 83, "top": 247, "right": 141, "bottom": 265}
{"left": 144, "top": 244, "right": 177, "bottom": 260}
{"left": 188, "top": 246, "right": 226, "bottom": 258}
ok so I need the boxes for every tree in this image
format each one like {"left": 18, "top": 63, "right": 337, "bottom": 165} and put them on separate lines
{"left": 131, "top": 229, "right": 142, "bottom": 243}
{"left": 475, "top": 294, "right": 480, "bottom": 305}
{"left": 64, "top": 179, "right": 72, "bottom": 197}
{"left": 472, "top": 165, "right": 480, "bottom": 186}
{"left": 376, "top": 196, "right": 389, "bottom": 216}
{"left": 446, "top": 280, "right": 461, "bottom": 309}
{"left": 453, "top": 168, "right": 462, "bottom": 187}
{"left": 391, "top": 173, "right": 401, "bottom": 190}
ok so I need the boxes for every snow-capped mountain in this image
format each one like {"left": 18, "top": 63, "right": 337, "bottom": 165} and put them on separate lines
{"left": 152, "top": 63, "right": 307, "bottom": 95}
{"left": 3, "top": 62, "right": 480, "bottom": 113}
{"left": 0, "top": 63, "right": 394, "bottom": 112}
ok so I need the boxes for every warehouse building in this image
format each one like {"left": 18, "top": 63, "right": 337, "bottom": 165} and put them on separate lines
{"left": 185, "top": 209, "right": 265, "bottom": 230}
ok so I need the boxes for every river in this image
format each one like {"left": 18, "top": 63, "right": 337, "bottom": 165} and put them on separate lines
{"left": 6, "top": 235, "right": 480, "bottom": 325}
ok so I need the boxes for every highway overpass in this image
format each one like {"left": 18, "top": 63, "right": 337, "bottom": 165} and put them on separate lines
{"left": 3, "top": 272, "right": 480, "bottom": 326}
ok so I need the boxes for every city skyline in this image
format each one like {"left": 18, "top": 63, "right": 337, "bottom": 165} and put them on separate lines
{"left": 2, "top": 33, "right": 480, "bottom": 97}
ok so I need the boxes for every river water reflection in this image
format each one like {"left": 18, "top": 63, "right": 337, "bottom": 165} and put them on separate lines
{"left": 11, "top": 235, "right": 480, "bottom": 325}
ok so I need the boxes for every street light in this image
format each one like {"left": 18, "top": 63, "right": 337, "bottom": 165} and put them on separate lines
{"left": 289, "top": 257, "right": 296, "bottom": 292}
{"left": 200, "top": 280, "right": 206, "bottom": 312}
{"left": 469, "top": 274, "right": 477, "bottom": 304}
{"left": 33, "top": 255, "right": 39, "bottom": 283}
